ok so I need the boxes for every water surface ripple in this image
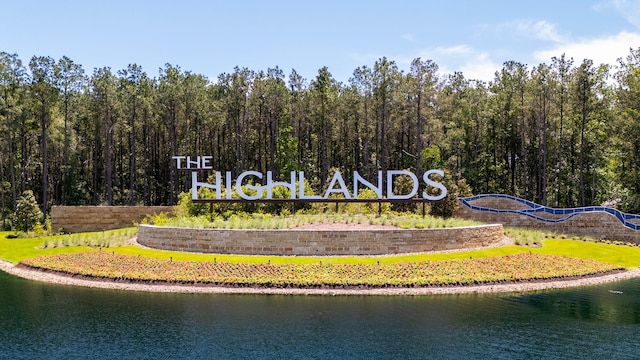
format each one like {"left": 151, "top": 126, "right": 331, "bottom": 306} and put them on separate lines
{"left": 1, "top": 271, "right": 639, "bottom": 359}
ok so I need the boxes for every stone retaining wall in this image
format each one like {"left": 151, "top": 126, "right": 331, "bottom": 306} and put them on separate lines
{"left": 137, "top": 223, "right": 505, "bottom": 256}
{"left": 455, "top": 196, "right": 640, "bottom": 244}
{"left": 51, "top": 206, "right": 174, "bottom": 233}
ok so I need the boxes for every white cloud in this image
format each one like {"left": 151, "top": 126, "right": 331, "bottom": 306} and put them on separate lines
{"left": 534, "top": 31, "right": 640, "bottom": 66}
{"left": 403, "top": 46, "right": 500, "bottom": 82}
{"left": 483, "top": 19, "right": 567, "bottom": 43}
{"left": 459, "top": 53, "right": 502, "bottom": 83}
{"left": 385, "top": 4, "right": 640, "bottom": 83}
{"left": 511, "top": 20, "right": 567, "bottom": 43}
{"left": 595, "top": 0, "right": 640, "bottom": 28}
{"left": 432, "top": 44, "right": 473, "bottom": 56}
{"left": 402, "top": 33, "right": 417, "bottom": 43}
{"left": 388, "top": 45, "right": 473, "bottom": 67}
{"left": 350, "top": 46, "right": 502, "bottom": 83}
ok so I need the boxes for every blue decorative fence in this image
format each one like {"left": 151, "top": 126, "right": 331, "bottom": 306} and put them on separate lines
{"left": 459, "top": 194, "right": 640, "bottom": 231}
{"left": 456, "top": 194, "right": 640, "bottom": 243}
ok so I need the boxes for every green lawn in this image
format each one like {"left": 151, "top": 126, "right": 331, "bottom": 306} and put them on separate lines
{"left": 532, "top": 239, "right": 640, "bottom": 269}
{"left": 0, "top": 232, "right": 96, "bottom": 264}
{"left": 2, "top": 229, "right": 640, "bottom": 269}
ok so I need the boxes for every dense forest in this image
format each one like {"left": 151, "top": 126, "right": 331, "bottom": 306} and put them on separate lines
{"left": 2, "top": 48, "right": 640, "bottom": 227}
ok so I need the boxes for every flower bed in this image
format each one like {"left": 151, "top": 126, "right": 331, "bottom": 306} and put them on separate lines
{"left": 19, "top": 252, "right": 623, "bottom": 288}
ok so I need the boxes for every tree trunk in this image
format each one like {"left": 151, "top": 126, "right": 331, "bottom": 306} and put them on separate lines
{"left": 41, "top": 101, "right": 48, "bottom": 223}
{"left": 105, "top": 104, "right": 113, "bottom": 206}
{"left": 129, "top": 98, "right": 137, "bottom": 205}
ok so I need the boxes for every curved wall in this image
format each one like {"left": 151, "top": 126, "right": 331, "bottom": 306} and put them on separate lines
{"left": 456, "top": 194, "right": 640, "bottom": 244}
{"left": 137, "top": 224, "right": 505, "bottom": 256}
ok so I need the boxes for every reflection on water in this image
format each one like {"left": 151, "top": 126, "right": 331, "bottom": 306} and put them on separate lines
{"left": 1, "top": 271, "right": 639, "bottom": 359}
{"left": 511, "top": 282, "right": 640, "bottom": 324}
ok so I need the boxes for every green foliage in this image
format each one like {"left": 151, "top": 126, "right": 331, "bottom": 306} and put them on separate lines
{"left": 174, "top": 191, "right": 208, "bottom": 218}
{"left": 358, "top": 189, "right": 391, "bottom": 214}
{"left": 175, "top": 178, "right": 315, "bottom": 218}
{"left": 159, "top": 215, "right": 213, "bottom": 229}
{"left": 390, "top": 171, "right": 418, "bottom": 212}
{"left": 142, "top": 212, "right": 171, "bottom": 226}
{"left": 506, "top": 227, "right": 553, "bottom": 246}
{"left": 420, "top": 145, "right": 443, "bottom": 170}
{"left": 277, "top": 125, "right": 299, "bottom": 174}
{"left": 146, "top": 213, "right": 480, "bottom": 230}
{"left": 429, "top": 172, "right": 472, "bottom": 218}
{"left": 4, "top": 50, "right": 640, "bottom": 215}
{"left": 11, "top": 190, "right": 43, "bottom": 232}
{"left": 30, "top": 223, "right": 49, "bottom": 237}
{"left": 38, "top": 227, "right": 137, "bottom": 249}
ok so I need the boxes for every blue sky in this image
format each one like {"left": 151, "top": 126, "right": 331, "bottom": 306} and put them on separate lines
{"left": 2, "top": 0, "right": 640, "bottom": 83}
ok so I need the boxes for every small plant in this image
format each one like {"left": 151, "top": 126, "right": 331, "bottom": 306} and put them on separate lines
{"left": 280, "top": 208, "right": 291, "bottom": 217}
{"left": 37, "top": 227, "right": 137, "bottom": 249}
{"left": 20, "top": 252, "right": 622, "bottom": 288}
{"left": 29, "top": 223, "right": 49, "bottom": 237}
{"left": 505, "top": 227, "right": 552, "bottom": 247}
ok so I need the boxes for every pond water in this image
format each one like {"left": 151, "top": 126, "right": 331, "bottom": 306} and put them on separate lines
{"left": 1, "top": 270, "right": 639, "bottom": 359}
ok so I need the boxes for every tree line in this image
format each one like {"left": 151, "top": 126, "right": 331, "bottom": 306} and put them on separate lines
{"left": 2, "top": 49, "right": 640, "bottom": 227}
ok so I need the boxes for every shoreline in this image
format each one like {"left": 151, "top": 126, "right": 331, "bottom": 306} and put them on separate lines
{"left": 2, "top": 259, "right": 638, "bottom": 295}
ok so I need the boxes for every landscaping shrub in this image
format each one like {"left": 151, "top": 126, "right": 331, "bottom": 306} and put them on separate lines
{"left": 11, "top": 190, "right": 43, "bottom": 232}
{"left": 428, "top": 172, "right": 472, "bottom": 218}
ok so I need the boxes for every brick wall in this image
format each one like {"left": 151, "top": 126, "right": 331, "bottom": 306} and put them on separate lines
{"left": 137, "top": 223, "right": 505, "bottom": 256}
{"left": 52, "top": 195, "right": 640, "bottom": 255}
{"left": 51, "top": 206, "right": 174, "bottom": 233}
{"left": 455, "top": 197, "right": 640, "bottom": 244}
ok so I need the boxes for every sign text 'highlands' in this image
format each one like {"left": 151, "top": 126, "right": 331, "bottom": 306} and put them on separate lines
{"left": 173, "top": 156, "right": 447, "bottom": 201}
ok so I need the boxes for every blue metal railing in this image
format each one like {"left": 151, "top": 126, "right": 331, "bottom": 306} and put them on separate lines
{"left": 459, "top": 194, "right": 640, "bottom": 231}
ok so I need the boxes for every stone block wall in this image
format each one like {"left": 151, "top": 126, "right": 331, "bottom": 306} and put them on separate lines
{"left": 455, "top": 195, "right": 640, "bottom": 244}
{"left": 51, "top": 206, "right": 174, "bottom": 233}
{"left": 137, "top": 223, "right": 505, "bottom": 256}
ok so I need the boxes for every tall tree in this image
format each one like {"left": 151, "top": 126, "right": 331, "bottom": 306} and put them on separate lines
{"left": 158, "top": 64, "right": 186, "bottom": 204}
{"left": 489, "top": 61, "right": 527, "bottom": 195}
{"left": 218, "top": 67, "right": 253, "bottom": 173}
{"left": 90, "top": 67, "right": 119, "bottom": 205}
{"left": 440, "top": 73, "right": 489, "bottom": 192}
{"left": 0, "top": 52, "right": 27, "bottom": 213}
{"left": 528, "top": 63, "right": 554, "bottom": 205}
{"left": 551, "top": 54, "right": 574, "bottom": 206}
{"left": 55, "top": 56, "right": 85, "bottom": 205}
{"left": 310, "top": 66, "right": 338, "bottom": 183}
{"left": 408, "top": 58, "right": 439, "bottom": 175}
{"left": 29, "top": 56, "right": 58, "bottom": 221}
{"left": 615, "top": 48, "right": 640, "bottom": 212}
{"left": 350, "top": 66, "right": 374, "bottom": 176}
{"left": 566, "top": 60, "right": 611, "bottom": 207}
{"left": 0, "top": 51, "right": 639, "bottom": 219}
{"left": 287, "top": 69, "right": 310, "bottom": 169}
{"left": 118, "top": 64, "right": 147, "bottom": 205}
{"left": 182, "top": 71, "right": 210, "bottom": 159}
{"left": 372, "top": 57, "right": 400, "bottom": 187}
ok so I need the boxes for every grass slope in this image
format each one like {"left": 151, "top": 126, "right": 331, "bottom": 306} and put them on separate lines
{"left": 2, "top": 229, "right": 640, "bottom": 269}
